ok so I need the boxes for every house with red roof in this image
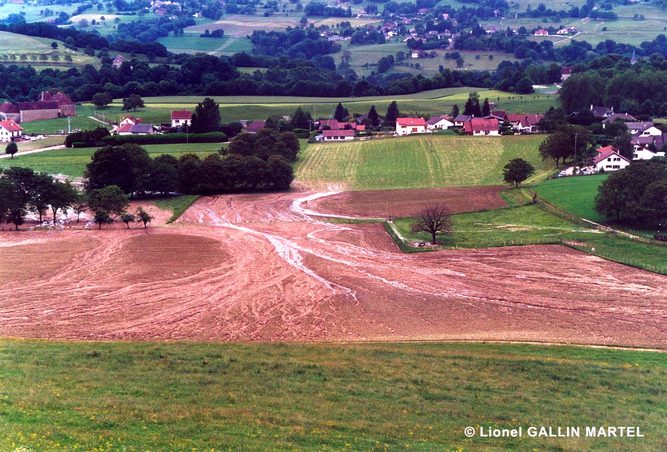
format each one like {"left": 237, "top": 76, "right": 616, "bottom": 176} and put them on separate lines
{"left": 171, "top": 110, "right": 192, "bottom": 128}
{"left": 396, "top": 117, "right": 426, "bottom": 135}
{"left": 0, "top": 119, "right": 23, "bottom": 142}
{"left": 463, "top": 117, "right": 499, "bottom": 136}
{"left": 40, "top": 91, "right": 76, "bottom": 117}
{"left": 593, "top": 146, "right": 630, "bottom": 172}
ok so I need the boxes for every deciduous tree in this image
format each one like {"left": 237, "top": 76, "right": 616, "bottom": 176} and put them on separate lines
{"left": 412, "top": 205, "right": 452, "bottom": 245}
{"left": 503, "top": 158, "right": 535, "bottom": 187}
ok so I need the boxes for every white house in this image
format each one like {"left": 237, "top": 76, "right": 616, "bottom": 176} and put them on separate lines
{"left": 633, "top": 148, "right": 666, "bottom": 160}
{"left": 0, "top": 119, "right": 23, "bottom": 142}
{"left": 320, "top": 129, "right": 355, "bottom": 141}
{"left": 171, "top": 110, "right": 192, "bottom": 128}
{"left": 396, "top": 117, "right": 426, "bottom": 135}
{"left": 626, "top": 122, "right": 662, "bottom": 137}
{"left": 426, "top": 115, "right": 454, "bottom": 131}
{"left": 463, "top": 117, "right": 500, "bottom": 136}
{"left": 593, "top": 147, "right": 631, "bottom": 172}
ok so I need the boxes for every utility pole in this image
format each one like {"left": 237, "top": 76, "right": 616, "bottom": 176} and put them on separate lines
{"left": 67, "top": 116, "right": 71, "bottom": 134}
{"left": 574, "top": 132, "right": 578, "bottom": 164}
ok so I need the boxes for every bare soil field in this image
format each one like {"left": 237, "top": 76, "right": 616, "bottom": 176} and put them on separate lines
{"left": 0, "top": 191, "right": 665, "bottom": 348}
{"left": 307, "top": 186, "right": 508, "bottom": 218}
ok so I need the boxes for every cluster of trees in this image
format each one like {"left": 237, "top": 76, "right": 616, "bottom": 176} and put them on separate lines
{"left": 0, "top": 167, "right": 79, "bottom": 230}
{"left": 86, "top": 185, "right": 153, "bottom": 229}
{"left": 250, "top": 29, "right": 341, "bottom": 60}
{"left": 595, "top": 160, "right": 667, "bottom": 229}
{"left": 85, "top": 133, "right": 297, "bottom": 198}
{"left": 538, "top": 125, "right": 593, "bottom": 166}
{"left": 559, "top": 57, "right": 667, "bottom": 116}
{"left": 0, "top": 20, "right": 168, "bottom": 58}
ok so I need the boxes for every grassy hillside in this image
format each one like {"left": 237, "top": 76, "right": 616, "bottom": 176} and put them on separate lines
{"left": 93, "top": 88, "right": 556, "bottom": 124}
{"left": 534, "top": 175, "right": 609, "bottom": 223}
{"left": 0, "top": 31, "right": 97, "bottom": 68}
{"left": 1, "top": 340, "right": 665, "bottom": 450}
{"left": 0, "top": 143, "right": 223, "bottom": 177}
{"left": 295, "top": 135, "right": 551, "bottom": 190}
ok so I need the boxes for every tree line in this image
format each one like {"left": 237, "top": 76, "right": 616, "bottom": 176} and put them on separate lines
{"left": 85, "top": 130, "right": 298, "bottom": 198}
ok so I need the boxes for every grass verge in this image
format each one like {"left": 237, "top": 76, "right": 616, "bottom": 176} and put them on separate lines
{"left": 154, "top": 195, "right": 199, "bottom": 223}
{"left": 1, "top": 340, "right": 664, "bottom": 450}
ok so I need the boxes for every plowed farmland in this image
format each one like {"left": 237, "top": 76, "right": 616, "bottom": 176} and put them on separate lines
{"left": 295, "top": 135, "right": 550, "bottom": 190}
{"left": 1, "top": 189, "right": 665, "bottom": 348}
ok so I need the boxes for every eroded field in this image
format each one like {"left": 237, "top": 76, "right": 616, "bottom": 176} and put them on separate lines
{"left": 308, "top": 186, "right": 508, "bottom": 218}
{"left": 0, "top": 188, "right": 665, "bottom": 347}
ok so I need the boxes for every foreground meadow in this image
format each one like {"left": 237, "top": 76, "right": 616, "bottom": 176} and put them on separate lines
{"left": 1, "top": 340, "right": 665, "bottom": 450}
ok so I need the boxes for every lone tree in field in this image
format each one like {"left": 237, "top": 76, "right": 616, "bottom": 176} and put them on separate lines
{"left": 5, "top": 141, "right": 18, "bottom": 159}
{"left": 412, "top": 205, "right": 452, "bottom": 245}
{"left": 191, "top": 97, "right": 221, "bottom": 133}
{"left": 136, "top": 206, "right": 153, "bottom": 228}
{"left": 122, "top": 94, "right": 144, "bottom": 112}
{"left": 92, "top": 92, "right": 112, "bottom": 108}
{"left": 503, "top": 158, "right": 535, "bottom": 188}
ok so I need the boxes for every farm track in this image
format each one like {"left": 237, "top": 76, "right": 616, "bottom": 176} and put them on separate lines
{"left": 0, "top": 189, "right": 665, "bottom": 348}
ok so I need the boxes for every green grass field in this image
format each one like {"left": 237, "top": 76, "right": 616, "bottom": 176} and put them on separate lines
{"left": 96, "top": 87, "right": 556, "bottom": 125}
{"left": 0, "top": 143, "right": 223, "bottom": 177}
{"left": 392, "top": 203, "right": 667, "bottom": 273}
{"left": 154, "top": 195, "right": 200, "bottom": 222}
{"left": 295, "top": 135, "right": 551, "bottom": 190}
{"left": 1, "top": 340, "right": 665, "bottom": 450}
{"left": 19, "top": 115, "right": 106, "bottom": 136}
{"left": 533, "top": 175, "right": 609, "bottom": 223}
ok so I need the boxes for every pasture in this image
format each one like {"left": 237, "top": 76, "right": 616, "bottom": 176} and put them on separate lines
{"left": 19, "top": 113, "right": 105, "bottom": 136}
{"left": 533, "top": 175, "right": 608, "bottom": 223}
{"left": 0, "top": 143, "right": 222, "bottom": 177}
{"left": 1, "top": 340, "right": 665, "bottom": 450}
{"left": 295, "top": 135, "right": 550, "bottom": 190}
{"left": 391, "top": 203, "right": 667, "bottom": 274}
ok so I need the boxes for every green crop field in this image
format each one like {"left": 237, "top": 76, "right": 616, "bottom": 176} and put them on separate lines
{"left": 534, "top": 175, "right": 609, "bottom": 223}
{"left": 295, "top": 135, "right": 551, "bottom": 191}
{"left": 1, "top": 340, "right": 665, "bottom": 450}
{"left": 0, "top": 143, "right": 223, "bottom": 177}
{"left": 0, "top": 31, "right": 97, "bottom": 67}
{"left": 391, "top": 203, "right": 667, "bottom": 273}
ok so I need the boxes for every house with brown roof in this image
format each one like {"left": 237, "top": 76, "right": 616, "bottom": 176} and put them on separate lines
{"left": 16, "top": 101, "right": 61, "bottom": 123}
{"left": 0, "top": 119, "right": 23, "bottom": 142}
{"left": 463, "top": 117, "right": 499, "bottom": 136}
{"left": 426, "top": 115, "right": 454, "bottom": 131}
{"left": 507, "top": 114, "right": 544, "bottom": 134}
{"left": 0, "top": 102, "right": 20, "bottom": 122}
{"left": 396, "top": 117, "right": 426, "bottom": 135}
{"left": 40, "top": 91, "right": 76, "bottom": 117}
{"left": 112, "top": 54, "right": 126, "bottom": 69}
{"left": 602, "top": 113, "right": 637, "bottom": 128}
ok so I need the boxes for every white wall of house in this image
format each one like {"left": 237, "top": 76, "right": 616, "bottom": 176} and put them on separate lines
{"left": 323, "top": 135, "right": 354, "bottom": 141}
{"left": 633, "top": 148, "right": 666, "bottom": 160}
{"left": 396, "top": 124, "right": 426, "bottom": 135}
{"left": 595, "top": 155, "right": 631, "bottom": 172}
{"left": 0, "top": 127, "right": 21, "bottom": 142}
{"left": 472, "top": 129, "right": 499, "bottom": 136}
{"left": 427, "top": 119, "right": 454, "bottom": 131}
{"left": 172, "top": 119, "right": 191, "bottom": 128}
